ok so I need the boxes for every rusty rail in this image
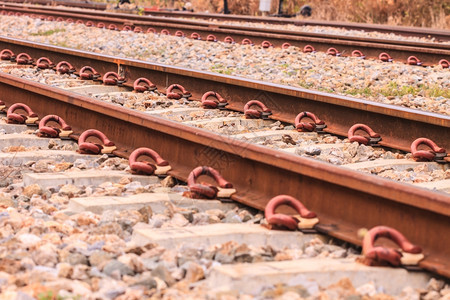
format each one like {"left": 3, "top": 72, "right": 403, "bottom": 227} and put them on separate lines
{"left": 0, "top": 36, "right": 448, "bottom": 152}
{"left": 0, "top": 0, "right": 107, "bottom": 10}
{"left": 142, "top": 11, "right": 450, "bottom": 42}
{"left": 0, "top": 36, "right": 449, "bottom": 277}
{"left": 0, "top": 3, "right": 449, "bottom": 65}
{"left": 1, "top": 0, "right": 449, "bottom": 42}
{"left": 1, "top": 68, "right": 449, "bottom": 279}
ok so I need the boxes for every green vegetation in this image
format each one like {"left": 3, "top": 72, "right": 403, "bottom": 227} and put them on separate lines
{"left": 30, "top": 28, "right": 66, "bottom": 36}
{"left": 37, "top": 291, "right": 63, "bottom": 300}
{"left": 55, "top": 41, "right": 70, "bottom": 48}
{"left": 346, "top": 87, "right": 372, "bottom": 97}
{"left": 211, "top": 64, "right": 233, "bottom": 75}
{"left": 378, "top": 82, "right": 450, "bottom": 98}
{"left": 37, "top": 291, "right": 81, "bottom": 300}
{"left": 297, "top": 79, "right": 449, "bottom": 99}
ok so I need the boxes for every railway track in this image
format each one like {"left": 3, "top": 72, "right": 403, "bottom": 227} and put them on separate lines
{"left": 0, "top": 5, "right": 449, "bottom": 297}
{"left": 0, "top": 2, "right": 449, "bottom": 66}
{"left": 3, "top": 60, "right": 449, "bottom": 188}
{"left": 1, "top": 0, "right": 449, "bottom": 42}
{"left": 0, "top": 123, "right": 442, "bottom": 298}
{"left": 0, "top": 32, "right": 449, "bottom": 285}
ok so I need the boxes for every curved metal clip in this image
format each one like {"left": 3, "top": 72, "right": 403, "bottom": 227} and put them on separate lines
{"left": 265, "top": 195, "right": 318, "bottom": 231}
{"left": 187, "top": 166, "right": 235, "bottom": 199}
{"left": 362, "top": 226, "right": 423, "bottom": 267}
{"left": 129, "top": 147, "right": 171, "bottom": 176}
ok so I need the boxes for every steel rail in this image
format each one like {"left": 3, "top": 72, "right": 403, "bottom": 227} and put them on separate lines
{"left": 1, "top": 0, "right": 449, "bottom": 42}
{"left": 0, "top": 36, "right": 448, "bottom": 151}
{"left": 1, "top": 64, "right": 449, "bottom": 278}
{"left": 0, "top": 3, "right": 449, "bottom": 65}
{"left": 140, "top": 10, "right": 450, "bottom": 42}
{"left": 0, "top": 0, "right": 107, "bottom": 10}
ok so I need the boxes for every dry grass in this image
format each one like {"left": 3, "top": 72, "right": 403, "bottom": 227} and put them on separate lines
{"left": 137, "top": 0, "right": 449, "bottom": 29}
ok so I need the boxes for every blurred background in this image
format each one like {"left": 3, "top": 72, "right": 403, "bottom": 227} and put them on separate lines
{"left": 120, "top": 0, "right": 450, "bottom": 29}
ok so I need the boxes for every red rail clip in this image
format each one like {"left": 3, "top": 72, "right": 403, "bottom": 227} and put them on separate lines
{"left": 362, "top": 226, "right": 423, "bottom": 266}
{"left": 201, "top": 91, "right": 228, "bottom": 109}
{"left": 303, "top": 45, "right": 315, "bottom": 53}
{"left": 79, "top": 66, "right": 100, "bottom": 80}
{"left": 38, "top": 115, "right": 73, "bottom": 138}
{"left": 326, "top": 47, "right": 341, "bottom": 56}
{"left": 160, "top": 29, "right": 170, "bottom": 35}
{"left": 439, "top": 59, "right": 449, "bottom": 69}
{"left": 16, "top": 53, "right": 33, "bottom": 65}
{"left": 224, "top": 36, "right": 235, "bottom": 44}
{"left": 102, "top": 72, "right": 126, "bottom": 86}
{"left": 175, "top": 30, "right": 185, "bottom": 37}
{"left": 261, "top": 41, "right": 273, "bottom": 48}
{"left": 352, "top": 50, "right": 365, "bottom": 59}
{"left": 411, "top": 138, "right": 447, "bottom": 163}
{"left": 206, "top": 34, "right": 217, "bottom": 42}
{"left": 166, "top": 84, "right": 192, "bottom": 99}
{"left": 379, "top": 52, "right": 393, "bottom": 62}
{"left": 295, "top": 111, "right": 326, "bottom": 132}
{"left": 36, "top": 57, "right": 54, "bottom": 69}
{"left": 348, "top": 123, "right": 381, "bottom": 145}
{"left": 7, "top": 103, "right": 38, "bottom": 125}
{"left": 108, "top": 24, "right": 118, "bottom": 31}
{"left": 78, "top": 129, "right": 116, "bottom": 155}
{"left": 0, "top": 49, "right": 14, "bottom": 60}
{"left": 190, "top": 32, "right": 201, "bottom": 40}
{"left": 187, "top": 166, "right": 235, "bottom": 199}
{"left": 56, "top": 61, "right": 76, "bottom": 74}
{"left": 133, "top": 78, "right": 157, "bottom": 93}
{"left": 241, "top": 38, "right": 253, "bottom": 46}
{"left": 244, "top": 100, "right": 272, "bottom": 119}
{"left": 407, "top": 56, "right": 422, "bottom": 66}
{"left": 129, "top": 147, "right": 171, "bottom": 176}
{"left": 281, "top": 42, "right": 291, "bottom": 49}
{"left": 265, "top": 195, "right": 318, "bottom": 230}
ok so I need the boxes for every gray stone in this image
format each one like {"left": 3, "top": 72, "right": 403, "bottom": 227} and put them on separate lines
{"left": 141, "top": 258, "right": 159, "bottom": 271}
{"left": 133, "top": 275, "right": 157, "bottom": 289}
{"left": 89, "top": 251, "right": 114, "bottom": 267}
{"left": 65, "top": 253, "right": 88, "bottom": 266}
{"left": 103, "top": 260, "right": 134, "bottom": 277}
{"left": 95, "top": 154, "right": 109, "bottom": 164}
{"left": 354, "top": 144, "right": 372, "bottom": 162}
{"left": 304, "top": 146, "right": 321, "bottom": 156}
{"left": 151, "top": 263, "right": 175, "bottom": 286}
{"left": 179, "top": 210, "right": 194, "bottom": 223}
{"left": 224, "top": 211, "right": 242, "bottom": 223}
{"left": 161, "top": 176, "right": 176, "bottom": 187}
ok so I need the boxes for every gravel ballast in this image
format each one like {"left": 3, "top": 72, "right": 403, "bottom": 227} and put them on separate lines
{"left": 0, "top": 15, "right": 448, "bottom": 116}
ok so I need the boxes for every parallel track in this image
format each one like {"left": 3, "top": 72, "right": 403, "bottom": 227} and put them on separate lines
{"left": 0, "top": 3, "right": 449, "bottom": 66}
{"left": 1, "top": 0, "right": 450, "bottom": 42}
{"left": 0, "top": 36, "right": 449, "bottom": 278}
